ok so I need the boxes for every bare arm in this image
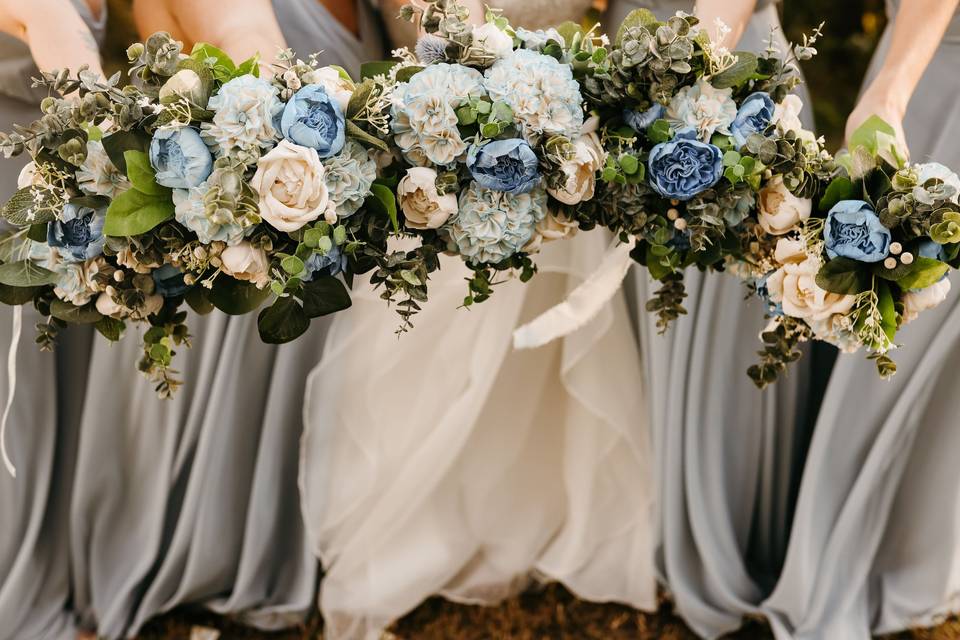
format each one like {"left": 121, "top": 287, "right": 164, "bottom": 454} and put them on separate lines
{"left": 694, "top": 0, "right": 756, "bottom": 51}
{"left": 380, "top": 0, "right": 485, "bottom": 49}
{"left": 133, "top": 0, "right": 287, "bottom": 70}
{"left": 846, "top": 0, "right": 960, "bottom": 151}
{"left": 0, "top": 0, "right": 104, "bottom": 77}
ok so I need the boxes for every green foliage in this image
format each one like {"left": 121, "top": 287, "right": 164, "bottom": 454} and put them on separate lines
{"left": 615, "top": 8, "right": 658, "bottom": 46}
{"left": 816, "top": 257, "right": 870, "bottom": 294}
{"left": 208, "top": 277, "right": 271, "bottom": 315}
{"left": 103, "top": 151, "right": 174, "bottom": 236}
{"left": 892, "top": 257, "right": 949, "bottom": 291}
{"left": 647, "top": 119, "right": 672, "bottom": 144}
{"left": 368, "top": 183, "right": 399, "bottom": 233}
{"left": 101, "top": 130, "right": 150, "bottom": 174}
{"left": 0, "top": 283, "right": 40, "bottom": 305}
{"left": 711, "top": 51, "right": 759, "bottom": 89}
{"left": 0, "top": 260, "right": 57, "bottom": 287}
{"left": 49, "top": 299, "right": 103, "bottom": 324}
{"left": 94, "top": 316, "right": 125, "bottom": 341}
{"left": 360, "top": 61, "right": 398, "bottom": 80}
{"left": 1, "top": 188, "right": 60, "bottom": 226}
{"left": 257, "top": 296, "right": 310, "bottom": 344}
{"left": 301, "top": 276, "right": 352, "bottom": 317}
{"left": 190, "top": 42, "right": 259, "bottom": 82}
{"left": 345, "top": 120, "right": 389, "bottom": 152}
{"left": 818, "top": 176, "right": 857, "bottom": 211}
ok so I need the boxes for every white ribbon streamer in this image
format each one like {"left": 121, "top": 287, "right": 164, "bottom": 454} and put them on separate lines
{"left": 513, "top": 237, "right": 637, "bottom": 350}
{"left": 1, "top": 305, "right": 20, "bottom": 477}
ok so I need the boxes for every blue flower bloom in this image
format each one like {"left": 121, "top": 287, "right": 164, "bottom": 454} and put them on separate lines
{"left": 48, "top": 202, "right": 106, "bottom": 263}
{"left": 303, "top": 244, "right": 348, "bottom": 280}
{"left": 756, "top": 274, "right": 784, "bottom": 316}
{"left": 466, "top": 139, "right": 541, "bottom": 195}
{"left": 647, "top": 138, "right": 723, "bottom": 201}
{"left": 824, "top": 200, "right": 892, "bottom": 263}
{"left": 280, "top": 84, "right": 346, "bottom": 158}
{"left": 149, "top": 126, "right": 213, "bottom": 189}
{"left": 152, "top": 264, "right": 191, "bottom": 297}
{"left": 918, "top": 239, "right": 947, "bottom": 262}
{"left": 730, "top": 92, "right": 775, "bottom": 149}
{"left": 623, "top": 104, "right": 664, "bottom": 132}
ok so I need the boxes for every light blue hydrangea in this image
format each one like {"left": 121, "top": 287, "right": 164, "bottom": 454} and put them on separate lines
{"left": 390, "top": 63, "right": 486, "bottom": 166}
{"left": 173, "top": 185, "right": 249, "bottom": 246}
{"left": 446, "top": 181, "right": 547, "bottom": 264}
{"left": 202, "top": 75, "right": 283, "bottom": 156}
{"left": 484, "top": 49, "right": 584, "bottom": 142}
{"left": 323, "top": 140, "right": 377, "bottom": 219}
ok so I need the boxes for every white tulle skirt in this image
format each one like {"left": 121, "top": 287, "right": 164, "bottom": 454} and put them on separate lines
{"left": 298, "top": 230, "right": 657, "bottom": 639}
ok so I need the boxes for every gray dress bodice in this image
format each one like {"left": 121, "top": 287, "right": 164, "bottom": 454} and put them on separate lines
{"left": 0, "top": 0, "right": 106, "bottom": 104}
{"left": 272, "top": 0, "right": 384, "bottom": 77}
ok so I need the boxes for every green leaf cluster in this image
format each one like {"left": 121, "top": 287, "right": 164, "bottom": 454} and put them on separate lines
{"left": 103, "top": 150, "right": 174, "bottom": 237}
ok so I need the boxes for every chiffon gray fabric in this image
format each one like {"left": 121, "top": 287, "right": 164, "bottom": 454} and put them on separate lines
{"left": 0, "top": 3, "right": 104, "bottom": 638}
{"left": 762, "top": 3, "right": 960, "bottom": 638}
{"left": 604, "top": 2, "right": 814, "bottom": 638}
{"left": 66, "top": 2, "right": 383, "bottom": 637}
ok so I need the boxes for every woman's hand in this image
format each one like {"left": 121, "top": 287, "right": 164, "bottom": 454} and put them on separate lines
{"left": 845, "top": 79, "right": 908, "bottom": 156}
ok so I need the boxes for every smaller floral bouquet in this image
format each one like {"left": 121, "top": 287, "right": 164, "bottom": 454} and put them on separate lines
{"left": 746, "top": 116, "right": 960, "bottom": 384}
{"left": 0, "top": 35, "right": 394, "bottom": 394}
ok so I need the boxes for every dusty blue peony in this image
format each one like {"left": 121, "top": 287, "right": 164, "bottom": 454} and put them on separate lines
{"left": 149, "top": 126, "right": 213, "bottom": 189}
{"left": 466, "top": 139, "right": 540, "bottom": 195}
{"left": 730, "top": 92, "right": 775, "bottom": 149}
{"left": 647, "top": 132, "right": 723, "bottom": 201}
{"left": 623, "top": 104, "right": 664, "bottom": 132}
{"left": 281, "top": 84, "right": 346, "bottom": 158}
{"left": 48, "top": 202, "right": 107, "bottom": 263}
{"left": 303, "top": 244, "right": 347, "bottom": 279}
{"left": 824, "top": 200, "right": 892, "bottom": 263}
{"left": 152, "top": 264, "right": 191, "bottom": 297}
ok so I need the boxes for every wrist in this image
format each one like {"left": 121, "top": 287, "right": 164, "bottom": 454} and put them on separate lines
{"left": 868, "top": 69, "right": 913, "bottom": 116}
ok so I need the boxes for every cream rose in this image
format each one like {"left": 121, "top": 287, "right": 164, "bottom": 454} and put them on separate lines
{"left": 397, "top": 167, "right": 458, "bottom": 230}
{"left": 547, "top": 131, "right": 605, "bottom": 205}
{"left": 472, "top": 22, "right": 514, "bottom": 59}
{"left": 95, "top": 292, "right": 126, "bottom": 318}
{"left": 17, "top": 161, "right": 42, "bottom": 189}
{"left": 159, "top": 68, "right": 205, "bottom": 105}
{"left": 302, "top": 66, "right": 353, "bottom": 112}
{"left": 251, "top": 140, "right": 329, "bottom": 232}
{"left": 758, "top": 176, "right": 812, "bottom": 236}
{"left": 902, "top": 278, "right": 952, "bottom": 324}
{"left": 766, "top": 239, "right": 856, "bottom": 322}
{"left": 522, "top": 210, "right": 578, "bottom": 253}
{"left": 220, "top": 241, "right": 270, "bottom": 288}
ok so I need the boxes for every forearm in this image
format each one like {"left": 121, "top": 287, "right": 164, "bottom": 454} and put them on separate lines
{"left": 163, "top": 0, "right": 288, "bottom": 67}
{"left": 0, "top": 0, "right": 104, "bottom": 77}
{"left": 694, "top": 0, "right": 756, "bottom": 50}
{"left": 866, "top": 0, "right": 960, "bottom": 113}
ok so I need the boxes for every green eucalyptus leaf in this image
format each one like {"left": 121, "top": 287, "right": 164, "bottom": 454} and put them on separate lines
{"left": 815, "top": 257, "right": 870, "bottom": 295}
{"left": 2, "top": 187, "right": 59, "bottom": 226}
{"left": 345, "top": 120, "right": 389, "bottom": 152}
{"left": 0, "top": 260, "right": 57, "bottom": 287}
{"left": 208, "top": 276, "right": 271, "bottom": 315}
{"left": 258, "top": 296, "right": 310, "bottom": 343}
{"left": 49, "top": 299, "right": 103, "bottom": 324}
{"left": 876, "top": 280, "right": 897, "bottom": 343}
{"left": 185, "top": 286, "right": 214, "bottom": 315}
{"left": 818, "top": 176, "right": 857, "bottom": 212}
{"left": 94, "top": 316, "right": 125, "bottom": 341}
{"left": 367, "top": 183, "right": 399, "bottom": 233}
{"left": 395, "top": 66, "right": 423, "bottom": 83}
{"left": 647, "top": 119, "right": 672, "bottom": 144}
{"left": 0, "top": 283, "right": 40, "bottom": 305}
{"left": 711, "top": 51, "right": 758, "bottom": 89}
{"left": 301, "top": 275, "right": 352, "bottom": 317}
{"left": 616, "top": 8, "right": 658, "bottom": 46}
{"left": 360, "top": 61, "right": 397, "bottom": 80}
{"left": 556, "top": 21, "right": 583, "bottom": 47}
{"left": 346, "top": 79, "right": 374, "bottom": 119}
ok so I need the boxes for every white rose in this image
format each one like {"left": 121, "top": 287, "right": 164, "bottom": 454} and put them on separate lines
{"left": 547, "top": 132, "right": 605, "bottom": 205}
{"left": 251, "top": 140, "right": 329, "bottom": 232}
{"left": 758, "top": 176, "right": 812, "bottom": 236}
{"left": 666, "top": 78, "right": 737, "bottom": 140}
{"left": 220, "top": 241, "right": 270, "bottom": 288}
{"left": 17, "top": 161, "right": 42, "bottom": 188}
{"left": 773, "top": 94, "right": 817, "bottom": 145}
{"left": 766, "top": 254, "right": 856, "bottom": 322}
{"left": 397, "top": 167, "right": 458, "bottom": 229}
{"left": 159, "top": 69, "right": 205, "bottom": 104}
{"left": 95, "top": 292, "right": 126, "bottom": 318}
{"left": 773, "top": 237, "right": 807, "bottom": 265}
{"left": 135, "top": 294, "right": 164, "bottom": 320}
{"left": 302, "top": 66, "right": 353, "bottom": 112}
{"left": 902, "top": 278, "right": 952, "bottom": 324}
{"left": 522, "top": 210, "right": 578, "bottom": 253}
{"left": 472, "top": 22, "right": 514, "bottom": 59}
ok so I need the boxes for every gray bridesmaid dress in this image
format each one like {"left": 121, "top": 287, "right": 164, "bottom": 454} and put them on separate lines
{"left": 67, "top": 2, "right": 383, "bottom": 637}
{"left": 0, "top": 3, "right": 104, "bottom": 638}
{"left": 603, "top": 2, "right": 814, "bottom": 637}
{"left": 762, "top": 3, "right": 960, "bottom": 638}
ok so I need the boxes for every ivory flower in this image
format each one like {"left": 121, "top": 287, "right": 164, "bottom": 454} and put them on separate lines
{"left": 902, "top": 278, "right": 952, "bottom": 324}
{"left": 758, "top": 176, "right": 812, "bottom": 235}
{"left": 220, "top": 241, "right": 270, "bottom": 288}
{"left": 398, "top": 167, "right": 458, "bottom": 229}
{"left": 547, "top": 131, "right": 604, "bottom": 205}
{"left": 251, "top": 140, "right": 329, "bottom": 232}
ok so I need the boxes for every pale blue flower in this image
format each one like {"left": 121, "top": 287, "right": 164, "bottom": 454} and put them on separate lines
{"left": 152, "top": 264, "right": 191, "bottom": 297}
{"left": 304, "top": 244, "right": 347, "bottom": 279}
{"left": 824, "top": 200, "right": 892, "bottom": 263}
{"left": 149, "top": 126, "right": 213, "bottom": 189}
{"left": 202, "top": 75, "right": 282, "bottom": 155}
{"left": 324, "top": 141, "right": 377, "bottom": 219}
{"left": 173, "top": 186, "right": 248, "bottom": 246}
{"left": 466, "top": 139, "right": 540, "bottom": 195}
{"left": 647, "top": 137, "right": 723, "bottom": 200}
{"left": 623, "top": 104, "right": 664, "bottom": 132}
{"left": 731, "top": 92, "right": 775, "bottom": 149}
{"left": 484, "top": 49, "right": 584, "bottom": 141}
{"left": 918, "top": 239, "right": 947, "bottom": 262}
{"left": 514, "top": 27, "right": 564, "bottom": 50}
{"left": 281, "top": 84, "right": 346, "bottom": 158}
{"left": 447, "top": 181, "right": 547, "bottom": 264}
{"left": 48, "top": 202, "right": 106, "bottom": 262}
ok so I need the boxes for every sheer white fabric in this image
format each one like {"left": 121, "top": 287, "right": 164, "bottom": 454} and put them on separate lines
{"left": 299, "top": 230, "right": 656, "bottom": 640}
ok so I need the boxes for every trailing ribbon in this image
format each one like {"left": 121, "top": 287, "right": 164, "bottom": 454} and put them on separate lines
{"left": 1, "top": 305, "right": 20, "bottom": 478}
{"left": 513, "top": 236, "right": 637, "bottom": 350}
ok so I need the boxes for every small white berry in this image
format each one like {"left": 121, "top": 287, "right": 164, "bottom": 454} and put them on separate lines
{"left": 666, "top": 208, "right": 679, "bottom": 220}
{"left": 883, "top": 257, "right": 897, "bottom": 269}
{"left": 113, "top": 270, "right": 124, "bottom": 282}
{"left": 901, "top": 252, "right": 914, "bottom": 265}
{"left": 889, "top": 242, "right": 903, "bottom": 255}
{"left": 674, "top": 218, "right": 688, "bottom": 232}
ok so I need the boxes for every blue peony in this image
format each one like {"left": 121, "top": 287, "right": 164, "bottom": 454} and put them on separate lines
{"left": 647, "top": 136, "right": 723, "bottom": 201}
{"left": 623, "top": 104, "right": 664, "bottom": 132}
{"left": 303, "top": 244, "right": 347, "bottom": 280}
{"left": 149, "top": 126, "right": 213, "bottom": 189}
{"left": 48, "top": 202, "right": 106, "bottom": 263}
{"left": 918, "top": 239, "right": 947, "bottom": 262}
{"left": 730, "top": 92, "right": 775, "bottom": 149}
{"left": 152, "top": 264, "right": 191, "bottom": 297}
{"left": 466, "top": 139, "right": 540, "bottom": 195}
{"left": 824, "top": 200, "right": 892, "bottom": 263}
{"left": 280, "top": 84, "right": 346, "bottom": 158}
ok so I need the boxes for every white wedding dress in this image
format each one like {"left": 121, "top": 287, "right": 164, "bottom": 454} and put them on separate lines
{"left": 298, "top": 3, "right": 657, "bottom": 639}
